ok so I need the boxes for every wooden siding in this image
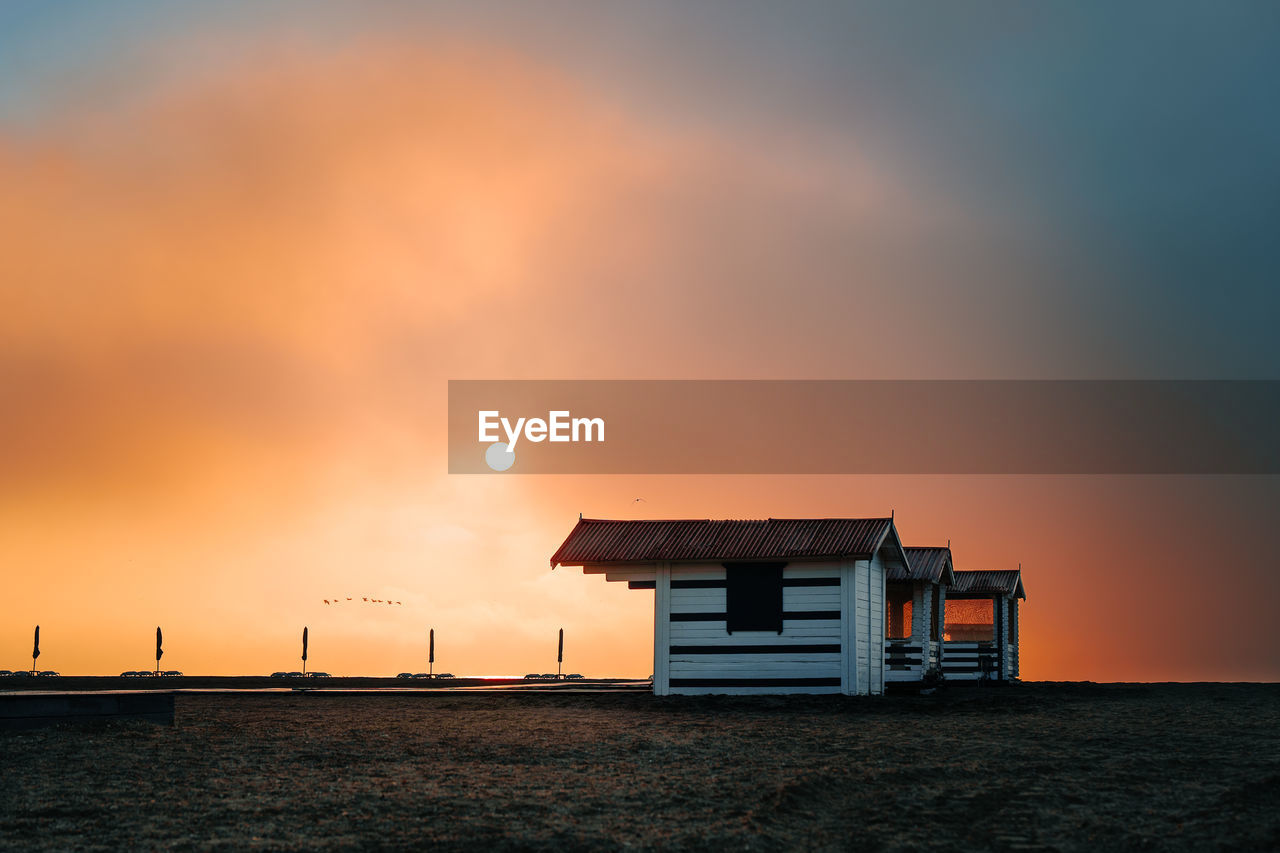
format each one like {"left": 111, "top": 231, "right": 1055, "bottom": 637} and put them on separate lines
{"left": 935, "top": 585, "right": 947, "bottom": 669}
{"left": 941, "top": 641, "right": 997, "bottom": 681}
{"left": 885, "top": 640, "right": 924, "bottom": 681}
{"left": 871, "top": 553, "right": 884, "bottom": 694}
{"left": 995, "top": 595, "right": 1005, "bottom": 679}
{"left": 1009, "top": 599, "right": 1020, "bottom": 679}
{"left": 943, "top": 592, "right": 1004, "bottom": 679}
{"left": 941, "top": 593, "right": 1021, "bottom": 682}
{"left": 663, "top": 562, "right": 846, "bottom": 695}
{"left": 885, "top": 579, "right": 943, "bottom": 682}
{"left": 845, "top": 553, "right": 884, "bottom": 696}
{"left": 614, "top": 555, "right": 893, "bottom": 696}
{"left": 850, "top": 559, "right": 870, "bottom": 695}
{"left": 653, "top": 562, "right": 671, "bottom": 695}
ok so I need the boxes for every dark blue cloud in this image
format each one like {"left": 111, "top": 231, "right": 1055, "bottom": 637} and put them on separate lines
{"left": 5, "top": 0, "right": 1277, "bottom": 375}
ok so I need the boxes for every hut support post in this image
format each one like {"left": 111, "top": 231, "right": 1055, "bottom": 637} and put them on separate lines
{"left": 994, "top": 595, "right": 1003, "bottom": 680}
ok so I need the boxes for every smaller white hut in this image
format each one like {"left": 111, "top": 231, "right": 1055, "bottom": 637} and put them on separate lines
{"left": 885, "top": 546, "right": 955, "bottom": 683}
{"left": 942, "top": 569, "right": 1026, "bottom": 681}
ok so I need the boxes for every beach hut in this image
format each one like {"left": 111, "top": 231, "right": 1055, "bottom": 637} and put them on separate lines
{"left": 550, "top": 517, "right": 909, "bottom": 695}
{"left": 885, "top": 546, "right": 955, "bottom": 683}
{"left": 941, "top": 569, "right": 1026, "bottom": 681}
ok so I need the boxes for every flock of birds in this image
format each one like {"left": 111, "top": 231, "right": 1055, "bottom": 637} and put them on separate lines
{"left": 317, "top": 502, "right": 640, "bottom": 607}
{"left": 322, "top": 597, "right": 403, "bottom": 606}
{"left": 317, "top": 501, "right": 646, "bottom": 610}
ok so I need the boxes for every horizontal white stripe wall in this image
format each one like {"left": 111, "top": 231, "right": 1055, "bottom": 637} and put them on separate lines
{"left": 671, "top": 623, "right": 842, "bottom": 641}
{"left": 663, "top": 562, "right": 844, "bottom": 694}
{"left": 607, "top": 558, "right": 893, "bottom": 695}
{"left": 670, "top": 660, "right": 842, "bottom": 676}
{"left": 885, "top": 639, "right": 925, "bottom": 682}
{"left": 669, "top": 590, "right": 840, "bottom": 612}
{"left": 942, "top": 640, "right": 997, "bottom": 680}
{"left": 671, "top": 686, "right": 845, "bottom": 696}
{"left": 670, "top": 563, "right": 732, "bottom": 578}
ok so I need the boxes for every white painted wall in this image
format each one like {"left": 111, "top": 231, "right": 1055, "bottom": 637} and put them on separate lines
{"left": 843, "top": 554, "right": 886, "bottom": 696}
{"left": 600, "top": 554, "right": 892, "bottom": 696}
{"left": 653, "top": 562, "right": 670, "bottom": 696}
{"left": 658, "top": 561, "right": 848, "bottom": 695}
{"left": 871, "top": 552, "right": 884, "bottom": 694}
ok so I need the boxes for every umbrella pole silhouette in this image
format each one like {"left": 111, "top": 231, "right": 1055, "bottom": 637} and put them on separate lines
{"left": 557, "top": 628, "right": 564, "bottom": 680}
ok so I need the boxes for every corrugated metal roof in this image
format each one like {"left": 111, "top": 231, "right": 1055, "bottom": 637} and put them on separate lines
{"left": 893, "top": 546, "right": 954, "bottom": 584}
{"left": 551, "top": 517, "right": 896, "bottom": 567}
{"left": 952, "top": 569, "right": 1026, "bottom": 598}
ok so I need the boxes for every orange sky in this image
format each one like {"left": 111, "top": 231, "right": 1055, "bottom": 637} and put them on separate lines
{"left": 2, "top": 29, "right": 1277, "bottom": 681}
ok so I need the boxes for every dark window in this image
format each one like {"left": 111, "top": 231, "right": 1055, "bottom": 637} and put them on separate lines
{"left": 724, "top": 562, "right": 785, "bottom": 634}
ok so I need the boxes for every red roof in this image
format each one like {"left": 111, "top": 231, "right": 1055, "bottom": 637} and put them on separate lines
{"left": 551, "top": 517, "right": 898, "bottom": 567}
{"left": 893, "top": 546, "right": 954, "bottom": 584}
{"left": 951, "top": 569, "right": 1026, "bottom": 599}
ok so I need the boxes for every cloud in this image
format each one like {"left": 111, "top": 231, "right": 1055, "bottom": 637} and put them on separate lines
{"left": 0, "top": 42, "right": 616, "bottom": 501}
{"left": 1, "top": 34, "right": 971, "bottom": 508}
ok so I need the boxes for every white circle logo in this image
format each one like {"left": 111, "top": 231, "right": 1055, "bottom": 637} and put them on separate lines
{"left": 485, "top": 441, "right": 515, "bottom": 472}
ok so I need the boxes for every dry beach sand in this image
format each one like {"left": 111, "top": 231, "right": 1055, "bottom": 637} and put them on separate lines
{"left": 1, "top": 683, "right": 1277, "bottom": 851}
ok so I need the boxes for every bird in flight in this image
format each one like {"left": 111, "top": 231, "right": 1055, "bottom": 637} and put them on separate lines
{"left": 318, "top": 596, "right": 404, "bottom": 607}
{"left": 633, "top": 497, "right": 646, "bottom": 503}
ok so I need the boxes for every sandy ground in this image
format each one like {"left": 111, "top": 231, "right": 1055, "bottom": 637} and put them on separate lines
{"left": 1, "top": 683, "right": 1277, "bottom": 851}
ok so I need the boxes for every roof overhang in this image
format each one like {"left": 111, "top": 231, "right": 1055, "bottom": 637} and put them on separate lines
{"left": 550, "top": 516, "right": 903, "bottom": 571}
{"left": 875, "top": 520, "right": 911, "bottom": 579}
{"left": 895, "top": 545, "right": 955, "bottom": 585}
{"left": 949, "top": 569, "right": 1026, "bottom": 599}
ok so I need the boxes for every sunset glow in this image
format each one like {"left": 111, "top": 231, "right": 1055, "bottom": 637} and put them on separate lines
{"left": 2, "top": 5, "right": 1277, "bottom": 683}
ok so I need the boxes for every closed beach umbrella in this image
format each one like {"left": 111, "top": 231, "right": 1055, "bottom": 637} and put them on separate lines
{"left": 32, "top": 625, "right": 40, "bottom": 672}
{"left": 301, "top": 626, "right": 308, "bottom": 673}
{"left": 557, "top": 627, "right": 564, "bottom": 677}
{"left": 429, "top": 628, "right": 435, "bottom": 673}
{"left": 156, "top": 627, "right": 164, "bottom": 670}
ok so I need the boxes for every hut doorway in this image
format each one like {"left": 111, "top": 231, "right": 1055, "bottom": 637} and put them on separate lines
{"left": 886, "top": 583, "right": 913, "bottom": 639}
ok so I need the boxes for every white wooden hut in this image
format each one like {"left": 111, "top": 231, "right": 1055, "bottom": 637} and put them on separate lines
{"left": 941, "top": 569, "right": 1026, "bottom": 681}
{"left": 550, "top": 517, "right": 910, "bottom": 695}
{"left": 885, "top": 546, "right": 956, "bottom": 683}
